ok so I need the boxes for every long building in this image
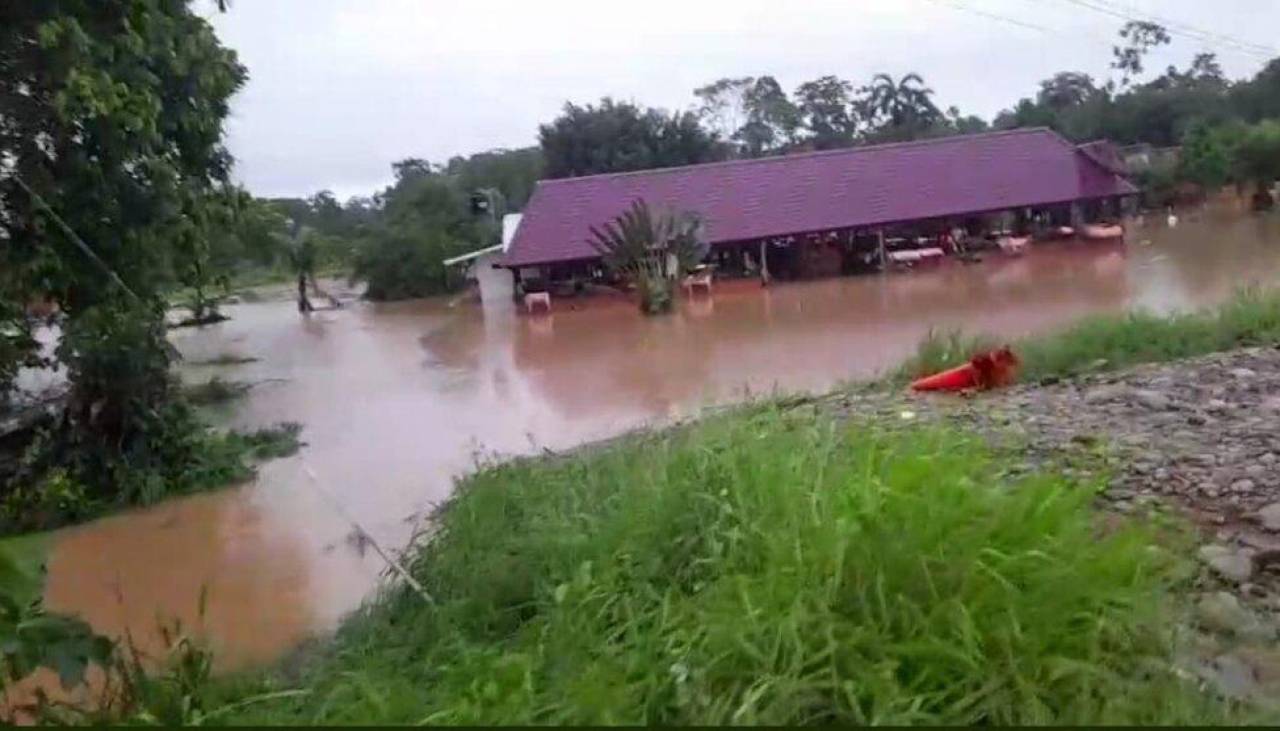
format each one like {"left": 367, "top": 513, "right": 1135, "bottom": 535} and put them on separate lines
{"left": 501, "top": 127, "right": 1136, "bottom": 283}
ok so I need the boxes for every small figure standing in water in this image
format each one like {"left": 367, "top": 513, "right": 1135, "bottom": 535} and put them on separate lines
{"left": 289, "top": 231, "right": 319, "bottom": 315}
{"left": 297, "top": 271, "right": 313, "bottom": 314}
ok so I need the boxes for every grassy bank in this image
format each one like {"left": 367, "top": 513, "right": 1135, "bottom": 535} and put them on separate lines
{"left": 226, "top": 407, "right": 1235, "bottom": 725}
{"left": 895, "top": 287, "right": 1280, "bottom": 384}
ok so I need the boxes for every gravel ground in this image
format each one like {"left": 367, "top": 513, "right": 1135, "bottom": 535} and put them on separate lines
{"left": 826, "top": 346, "right": 1280, "bottom": 704}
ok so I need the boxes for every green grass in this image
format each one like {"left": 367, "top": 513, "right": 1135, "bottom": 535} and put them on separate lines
{"left": 894, "top": 287, "right": 1280, "bottom": 384}
{"left": 226, "top": 408, "right": 1237, "bottom": 725}
{"left": 894, "top": 328, "right": 997, "bottom": 382}
{"left": 185, "top": 422, "right": 304, "bottom": 488}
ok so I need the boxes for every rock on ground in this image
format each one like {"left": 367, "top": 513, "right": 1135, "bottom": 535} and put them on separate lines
{"left": 834, "top": 346, "right": 1280, "bottom": 685}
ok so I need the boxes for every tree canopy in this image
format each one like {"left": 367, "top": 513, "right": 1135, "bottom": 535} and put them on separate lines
{"left": 0, "top": 0, "right": 253, "bottom": 500}
{"left": 538, "top": 98, "right": 726, "bottom": 178}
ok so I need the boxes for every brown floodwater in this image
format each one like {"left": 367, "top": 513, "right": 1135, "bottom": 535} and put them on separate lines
{"left": 35, "top": 211, "right": 1280, "bottom": 671}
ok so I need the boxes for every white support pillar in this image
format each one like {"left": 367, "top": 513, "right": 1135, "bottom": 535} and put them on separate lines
{"left": 877, "top": 229, "right": 887, "bottom": 271}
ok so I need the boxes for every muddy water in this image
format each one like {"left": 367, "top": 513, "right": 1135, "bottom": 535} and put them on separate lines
{"left": 37, "top": 212, "right": 1280, "bottom": 670}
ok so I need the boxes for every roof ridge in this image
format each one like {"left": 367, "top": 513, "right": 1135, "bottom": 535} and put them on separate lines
{"left": 535, "top": 127, "right": 1057, "bottom": 186}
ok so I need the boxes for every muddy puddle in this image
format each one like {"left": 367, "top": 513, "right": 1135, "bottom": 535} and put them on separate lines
{"left": 34, "top": 211, "right": 1280, "bottom": 670}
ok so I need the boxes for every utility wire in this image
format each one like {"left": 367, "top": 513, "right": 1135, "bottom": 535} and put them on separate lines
{"left": 926, "top": 0, "right": 1125, "bottom": 60}
{"left": 924, "top": 0, "right": 1049, "bottom": 34}
{"left": 11, "top": 174, "right": 143, "bottom": 304}
{"left": 1074, "top": 0, "right": 1276, "bottom": 57}
{"left": 1055, "top": 0, "right": 1275, "bottom": 61}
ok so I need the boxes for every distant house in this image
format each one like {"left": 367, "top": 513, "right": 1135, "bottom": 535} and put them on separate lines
{"left": 500, "top": 128, "right": 1136, "bottom": 285}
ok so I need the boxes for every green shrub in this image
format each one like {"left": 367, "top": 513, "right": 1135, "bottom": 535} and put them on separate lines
{"left": 0, "top": 422, "right": 302, "bottom": 535}
{"left": 0, "top": 470, "right": 98, "bottom": 535}
{"left": 232, "top": 411, "right": 1229, "bottom": 725}
{"left": 351, "top": 228, "right": 469, "bottom": 301}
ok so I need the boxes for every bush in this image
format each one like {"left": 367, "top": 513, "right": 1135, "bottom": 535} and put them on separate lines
{"left": 588, "top": 199, "right": 706, "bottom": 315}
{"left": 351, "top": 227, "right": 469, "bottom": 301}
{"left": 232, "top": 411, "right": 1230, "bottom": 725}
{"left": 0, "top": 420, "right": 303, "bottom": 535}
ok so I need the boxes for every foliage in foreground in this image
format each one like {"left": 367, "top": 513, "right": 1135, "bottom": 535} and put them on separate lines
{"left": 230, "top": 411, "right": 1230, "bottom": 725}
{"left": 0, "top": 547, "right": 298, "bottom": 727}
{"left": 894, "top": 287, "right": 1280, "bottom": 384}
{"left": 0, "top": 548, "right": 111, "bottom": 695}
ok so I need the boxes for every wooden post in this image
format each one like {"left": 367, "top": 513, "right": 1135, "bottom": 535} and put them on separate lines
{"left": 877, "top": 229, "right": 886, "bottom": 271}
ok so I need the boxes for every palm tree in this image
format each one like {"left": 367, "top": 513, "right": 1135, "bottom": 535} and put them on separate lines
{"left": 863, "top": 73, "right": 941, "bottom": 130}
{"left": 588, "top": 199, "right": 707, "bottom": 315}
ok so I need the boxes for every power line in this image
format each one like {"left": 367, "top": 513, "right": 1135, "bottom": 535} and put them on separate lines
{"left": 923, "top": 0, "right": 1049, "bottom": 34}
{"left": 926, "top": 0, "right": 1121, "bottom": 59}
{"left": 1055, "top": 0, "right": 1275, "bottom": 62}
{"left": 1078, "top": 0, "right": 1276, "bottom": 57}
{"left": 11, "top": 175, "right": 142, "bottom": 304}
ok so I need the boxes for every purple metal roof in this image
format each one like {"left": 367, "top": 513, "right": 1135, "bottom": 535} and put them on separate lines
{"left": 503, "top": 128, "right": 1137, "bottom": 267}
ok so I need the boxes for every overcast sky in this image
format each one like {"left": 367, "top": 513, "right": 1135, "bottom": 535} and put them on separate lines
{"left": 207, "top": 0, "right": 1280, "bottom": 200}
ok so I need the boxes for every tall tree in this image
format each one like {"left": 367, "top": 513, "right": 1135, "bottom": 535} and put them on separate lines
{"left": 735, "top": 76, "right": 802, "bottom": 156}
{"left": 862, "top": 73, "right": 942, "bottom": 130}
{"left": 352, "top": 171, "right": 487, "bottom": 301}
{"left": 794, "top": 75, "right": 856, "bottom": 150}
{"left": 944, "top": 106, "right": 990, "bottom": 136}
{"left": 443, "top": 147, "right": 544, "bottom": 210}
{"left": 0, "top": 0, "right": 247, "bottom": 486}
{"left": 1189, "top": 52, "right": 1225, "bottom": 84}
{"left": 694, "top": 77, "right": 755, "bottom": 152}
{"left": 392, "top": 158, "right": 437, "bottom": 183}
{"left": 993, "top": 97, "right": 1061, "bottom": 131}
{"left": 1232, "top": 58, "right": 1280, "bottom": 122}
{"left": 1178, "top": 121, "right": 1232, "bottom": 190}
{"left": 1234, "top": 120, "right": 1280, "bottom": 188}
{"left": 1036, "top": 72, "right": 1102, "bottom": 111}
{"left": 539, "top": 98, "right": 724, "bottom": 178}
{"left": 1111, "top": 20, "right": 1171, "bottom": 88}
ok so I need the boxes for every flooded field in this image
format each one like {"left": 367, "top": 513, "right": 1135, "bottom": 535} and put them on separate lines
{"left": 37, "top": 212, "right": 1280, "bottom": 669}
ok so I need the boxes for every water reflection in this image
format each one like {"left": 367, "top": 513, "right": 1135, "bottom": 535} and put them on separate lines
{"left": 34, "top": 213, "right": 1280, "bottom": 669}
